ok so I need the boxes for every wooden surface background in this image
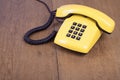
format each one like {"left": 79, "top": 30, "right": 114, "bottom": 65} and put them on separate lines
{"left": 0, "top": 0, "right": 120, "bottom": 80}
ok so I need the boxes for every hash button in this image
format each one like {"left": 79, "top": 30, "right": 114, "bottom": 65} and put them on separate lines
{"left": 76, "top": 36, "right": 81, "bottom": 40}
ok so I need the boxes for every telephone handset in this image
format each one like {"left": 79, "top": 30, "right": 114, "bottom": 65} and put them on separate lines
{"left": 56, "top": 4, "right": 115, "bottom": 33}
{"left": 24, "top": 0, "right": 115, "bottom": 53}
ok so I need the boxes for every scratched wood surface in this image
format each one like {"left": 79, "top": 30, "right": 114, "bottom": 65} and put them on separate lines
{"left": 0, "top": 0, "right": 120, "bottom": 80}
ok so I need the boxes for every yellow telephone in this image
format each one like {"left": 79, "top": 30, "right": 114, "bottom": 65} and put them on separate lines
{"left": 24, "top": 0, "right": 115, "bottom": 53}
{"left": 54, "top": 4, "right": 115, "bottom": 53}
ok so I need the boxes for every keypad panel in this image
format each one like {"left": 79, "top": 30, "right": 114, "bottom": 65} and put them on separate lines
{"left": 66, "top": 22, "right": 87, "bottom": 40}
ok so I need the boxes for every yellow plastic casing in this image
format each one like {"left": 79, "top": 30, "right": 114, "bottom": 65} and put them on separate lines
{"left": 54, "top": 15, "right": 102, "bottom": 53}
{"left": 56, "top": 4, "right": 115, "bottom": 33}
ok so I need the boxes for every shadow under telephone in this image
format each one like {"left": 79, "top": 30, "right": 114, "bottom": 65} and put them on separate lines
{"left": 24, "top": 0, "right": 115, "bottom": 53}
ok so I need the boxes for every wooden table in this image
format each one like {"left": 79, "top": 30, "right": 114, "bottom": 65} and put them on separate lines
{"left": 0, "top": 0, "right": 120, "bottom": 80}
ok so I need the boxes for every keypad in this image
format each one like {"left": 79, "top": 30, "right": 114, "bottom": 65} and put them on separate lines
{"left": 66, "top": 22, "right": 87, "bottom": 40}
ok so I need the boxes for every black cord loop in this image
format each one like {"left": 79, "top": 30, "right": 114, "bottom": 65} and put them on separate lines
{"left": 36, "top": 0, "right": 51, "bottom": 13}
{"left": 24, "top": 0, "right": 57, "bottom": 45}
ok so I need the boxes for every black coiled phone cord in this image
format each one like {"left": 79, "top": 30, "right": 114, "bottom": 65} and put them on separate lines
{"left": 24, "top": 0, "right": 57, "bottom": 45}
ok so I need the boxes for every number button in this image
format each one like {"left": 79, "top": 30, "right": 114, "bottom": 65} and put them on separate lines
{"left": 76, "top": 36, "right": 81, "bottom": 40}
{"left": 71, "top": 35, "right": 76, "bottom": 39}
{"left": 75, "top": 27, "right": 80, "bottom": 31}
{"left": 73, "top": 31, "right": 78, "bottom": 35}
{"left": 78, "top": 33, "right": 83, "bottom": 36}
{"left": 80, "top": 29, "right": 85, "bottom": 32}
{"left": 68, "top": 30, "right": 73, "bottom": 33}
{"left": 73, "top": 22, "right": 77, "bottom": 25}
{"left": 66, "top": 33, "right": 71, "bottom": 37}
{"left": 77, "top": 24, "right": 82, "bottom": 27}
{"left": 82, "top": 25, "right": 87, "bottom": 28}
{"left": 71, "top": 26, "right": 75, "bottom": 29}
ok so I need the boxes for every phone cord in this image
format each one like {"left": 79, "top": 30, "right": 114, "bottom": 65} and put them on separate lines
{"left": 24, "top": 0, "right": 57, "bottom": 45}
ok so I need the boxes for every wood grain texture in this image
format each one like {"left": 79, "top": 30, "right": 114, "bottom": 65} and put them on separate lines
{"left": 0, "top": 0, "right": 120, "bottom": 80}
{"left": 0, "top": 0, "right": 58, "bottom": 80}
